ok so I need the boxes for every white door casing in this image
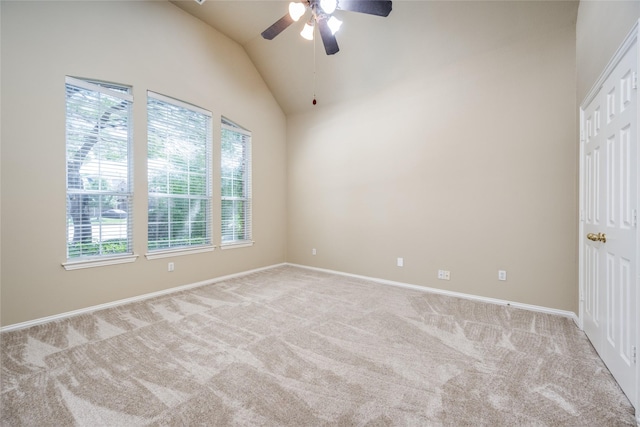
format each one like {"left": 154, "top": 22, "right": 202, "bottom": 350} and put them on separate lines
{"left": 579, "top": 21, "right": 639, "bottom": 416}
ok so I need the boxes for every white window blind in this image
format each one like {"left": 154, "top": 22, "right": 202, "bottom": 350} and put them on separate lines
{"left": 147, "top": 92, "right": 212, "bottom": 251}
{"left": 65, "top": 76, "right": 133, "bottom": 259}
{"left": 221, "top": 119, "right": 252, "bottom": 246}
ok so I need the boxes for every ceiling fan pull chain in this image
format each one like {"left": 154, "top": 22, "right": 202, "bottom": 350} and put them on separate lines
{"left": 313, "top": 26, "right": 317, "bottom": 106}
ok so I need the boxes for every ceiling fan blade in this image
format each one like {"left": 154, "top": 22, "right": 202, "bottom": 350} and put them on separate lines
{"left": 318, "top": 18, "right": 340, "bottom": 55}
{"left": 261, "top": 13, "right": 295, "bottom": 40}
{"left": 337, "top": 0, "right": 392, "bottom": 17}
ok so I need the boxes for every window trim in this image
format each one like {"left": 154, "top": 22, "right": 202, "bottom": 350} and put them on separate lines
{"left": 220, "top": 119, "right": 252, "bottom": 248}
{"left": 64, "top": 76, "right": 135, "bottom": 263}
{"left": 144, "top": 245, "right": 215, "bottom": 260}
{"left": 220, "top": 241, "right": 254, "bottom": 250}
{"left": 147, "top": 91, "right": 211, "bottom": 118}
{"left": 65, "top": 76, "right": 134, "bottom": 103}
{"left": 146, "top": 91, "right": 214, "bottom": 255}
{"left": 62, "top": 254, "right": 138, "bottom": 271}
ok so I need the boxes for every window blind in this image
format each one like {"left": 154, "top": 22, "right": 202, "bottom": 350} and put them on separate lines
{"left": 65, "top": 76, "right": 133, "bottom": 259}
{"left": 147, "top": 91, "right": 212, "bottom": 251}
{"left": 221, "top": 119, "right": 252, "bottom": 245}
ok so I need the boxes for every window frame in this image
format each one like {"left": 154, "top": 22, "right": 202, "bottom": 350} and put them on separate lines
{"left": 63, "top": 76, "right": 137, "bottom": 270}
{"left": 220, "top": 118, "right": 253, "bottom": 249}
{"left": 146, "top": 91, "right": 214, "bottom": 258}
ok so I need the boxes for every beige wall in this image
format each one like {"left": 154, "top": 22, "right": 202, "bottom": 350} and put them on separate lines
{"left": 0, "top": 1, "right": 287, "bottom": 326}
{"left": 7, "top": 1, "right": 629, "bottom": 326}
{"left": 577, "top": 1, "right": 640, "bottom": 103}
{"left": 287, "top": 1, "right": 579, "bottom": 312}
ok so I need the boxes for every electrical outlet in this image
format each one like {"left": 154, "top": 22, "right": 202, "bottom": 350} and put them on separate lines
{"left": 498, "top": 270, "right": 507, "bottom": 281}
{"left": 397, "top": 257, "right": 404, "bottom": 267}
{"left": 438, "top": 270, "right": 450, "bottom": 280}
{"left": 312, "top": 248, "right": 317, "bottom": 255}
{"left": 168, "top": 262, "right": 175, "bottom": 272}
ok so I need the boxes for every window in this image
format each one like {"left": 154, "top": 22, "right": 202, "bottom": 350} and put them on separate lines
{"left": 65, "top": 77, "right": 133, "bottom": 260}
{"left": 221, "top": 118, "right": 252, "bottom": 247}
{"left": 147, "top": 92, "right": 212, "bottom": 252}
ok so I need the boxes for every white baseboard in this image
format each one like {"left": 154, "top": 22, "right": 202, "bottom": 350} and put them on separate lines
{"left": 0, "top": 263, "right": 287, "bottom": 333}
{"left": 287, "top": 263, "right": 580, "bottom": 325}
{"left": 1, "top": 262, "right": 580, "bottom": 333}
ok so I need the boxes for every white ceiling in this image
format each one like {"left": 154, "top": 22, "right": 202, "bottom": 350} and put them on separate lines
{"left": 171, "top": 0, "right": 578, "bottom": 115}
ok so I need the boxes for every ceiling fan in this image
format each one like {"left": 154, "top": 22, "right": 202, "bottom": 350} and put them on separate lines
{"left": 261, "top": 0, "right": 392, "bottom": 55}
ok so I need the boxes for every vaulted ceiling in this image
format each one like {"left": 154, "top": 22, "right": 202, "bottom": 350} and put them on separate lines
{"left": 171, "top": 0, "right": 578, "bottom": 115}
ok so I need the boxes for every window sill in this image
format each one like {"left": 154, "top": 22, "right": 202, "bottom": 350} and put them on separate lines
{"left": 63, "top": 254, "right": 139, "bottom": 270}
{"left": 220, "top": 241, "right": 254, "bottom": 250}
{"left": 145, "top": 245, "right": 215, "bottom": 260}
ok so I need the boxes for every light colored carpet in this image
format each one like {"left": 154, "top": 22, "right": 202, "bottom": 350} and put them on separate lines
{"left": 1, "top": 265, "right": 636, "bottom": 426}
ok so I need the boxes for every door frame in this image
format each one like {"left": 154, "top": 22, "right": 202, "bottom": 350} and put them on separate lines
{"left": 578, "top": 19, "right": 640, "bottom": 418}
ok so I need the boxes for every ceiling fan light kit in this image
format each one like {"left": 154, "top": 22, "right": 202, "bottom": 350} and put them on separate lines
{"left": 300, "top": 20, "right": 315, "bottom": 40}
{"left": 289, "top": 2, "right": 307, "bottom": 21}
{"left": 319, "top": 0, "right": 338, "bottom": 15}
{"left": 327, "top": 16, "right": 343, "bottom": 35}
{"left": 261, "top": 0, "right": 392, "bottom": 55}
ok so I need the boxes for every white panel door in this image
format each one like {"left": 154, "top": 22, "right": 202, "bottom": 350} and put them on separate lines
{"left": 581, "top": 30, "right": 638, "bottom": 411}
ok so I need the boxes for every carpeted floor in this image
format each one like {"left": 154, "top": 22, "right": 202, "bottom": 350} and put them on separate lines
{"left": 1, "top": 265, "right": 636, "bottom": 425}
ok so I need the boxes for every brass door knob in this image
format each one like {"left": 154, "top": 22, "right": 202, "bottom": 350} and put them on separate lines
{"left": 587, "top": 232, "right": 607, "bottom": 243}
